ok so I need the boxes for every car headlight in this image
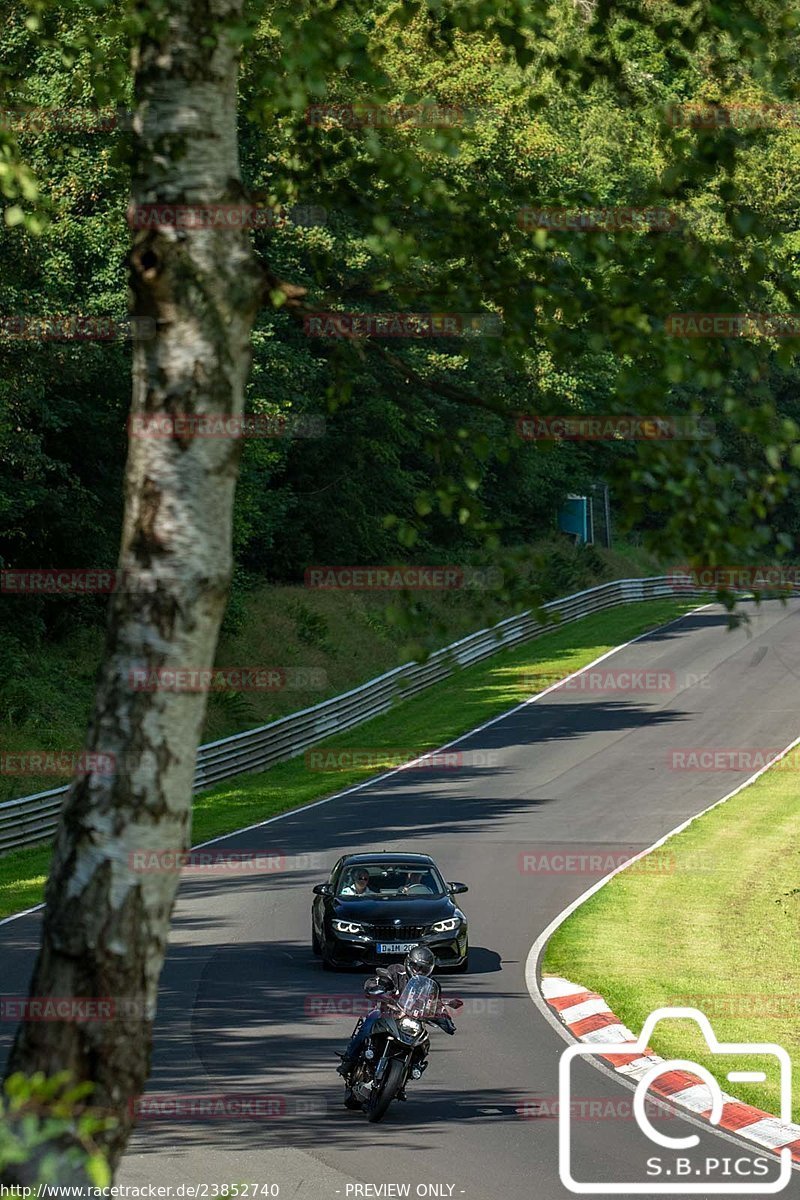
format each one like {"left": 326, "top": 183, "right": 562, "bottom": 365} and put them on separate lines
{"left": 430, "top": 917, "right": 461, "bottom": 933}
{"left": 333, "top": 920, "right": 364, "bottom": 934}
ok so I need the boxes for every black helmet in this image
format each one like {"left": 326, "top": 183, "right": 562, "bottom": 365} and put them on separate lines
{"left": 405, "top": 945, "right": 435, "bottom": 977}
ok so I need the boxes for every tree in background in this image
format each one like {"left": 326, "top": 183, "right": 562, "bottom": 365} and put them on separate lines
{"left": 1, "top": 0, "right": 800, "bottom": 1182}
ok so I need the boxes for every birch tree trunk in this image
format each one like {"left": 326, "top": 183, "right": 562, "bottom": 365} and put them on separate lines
{"left": 2, "top": 0, "right": 263, "bottom": 1178}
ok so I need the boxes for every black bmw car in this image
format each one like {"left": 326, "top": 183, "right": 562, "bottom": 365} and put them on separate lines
{"left": 311, "top": 852, "right": 469, "bottom": 971}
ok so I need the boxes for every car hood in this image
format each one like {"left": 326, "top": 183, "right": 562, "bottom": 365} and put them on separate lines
{"left": 332, "top": 896, "right": 456, "bottom": 923}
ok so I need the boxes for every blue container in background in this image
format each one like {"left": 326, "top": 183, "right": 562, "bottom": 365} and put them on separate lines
{"left": 558, "top": 494, "right": 594, "bottom": 544}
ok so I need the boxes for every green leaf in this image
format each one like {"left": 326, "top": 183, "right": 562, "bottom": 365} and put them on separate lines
{"left": 86, "top": 1153, "right": 111, "bottom": 1188}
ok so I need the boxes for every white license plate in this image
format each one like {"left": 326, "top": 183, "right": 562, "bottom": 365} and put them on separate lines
{"left": 377, "top": 942, "right": 418, "bottom": 953}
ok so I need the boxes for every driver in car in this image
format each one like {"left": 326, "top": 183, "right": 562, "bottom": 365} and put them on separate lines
{"left": 340, "top": 869, "right": 370, "bottom": 896}
{"left": 336, "top": 945, "right": 455, "bottom": 1083}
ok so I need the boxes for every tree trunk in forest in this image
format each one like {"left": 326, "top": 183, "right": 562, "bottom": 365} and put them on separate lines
{"left": 2, "top": 0, "right": 263, "bottom": 1180}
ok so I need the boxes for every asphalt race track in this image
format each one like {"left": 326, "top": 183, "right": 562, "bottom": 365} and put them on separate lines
{"left": 3, "top": 600, "right": 800, "bottom": 1200}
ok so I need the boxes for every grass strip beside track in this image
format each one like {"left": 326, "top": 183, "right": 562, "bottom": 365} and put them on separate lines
{"left": 0, "top": 597, "right": 693, "bottom": 922}
{"left": 544, "top": 751, "right": 800, "bottom": 1122}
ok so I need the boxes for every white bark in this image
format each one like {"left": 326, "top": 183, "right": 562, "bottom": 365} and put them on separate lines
{"left": 2, "top": 0, "right": 264, "bottom": 1178}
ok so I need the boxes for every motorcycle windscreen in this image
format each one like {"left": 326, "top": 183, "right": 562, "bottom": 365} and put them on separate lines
{"left": 397, "top": 974, "right": 439, "bottom": 1019}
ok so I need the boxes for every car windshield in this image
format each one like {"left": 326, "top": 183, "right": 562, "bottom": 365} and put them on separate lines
{"left": 335, "top": 862, "right": 446, "bottom": 898}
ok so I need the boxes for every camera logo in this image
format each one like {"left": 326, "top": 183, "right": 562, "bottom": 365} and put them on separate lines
{"left": 558, "top": 1007, "right": 793, "bottom": 1194}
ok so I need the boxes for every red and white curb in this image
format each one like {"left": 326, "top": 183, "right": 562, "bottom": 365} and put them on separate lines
{"left": 542, "top": 976, "right": 800, "bottom": 1162}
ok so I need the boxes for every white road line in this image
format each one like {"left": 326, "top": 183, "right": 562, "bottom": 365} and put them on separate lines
{"left": 524, "top": 719, "right": 800, "bottom": 1166}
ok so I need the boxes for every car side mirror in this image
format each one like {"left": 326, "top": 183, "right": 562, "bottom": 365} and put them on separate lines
{"left": 312, "top": 883, "right": 332, "bottom": 896}
{"left": 448, "top": 882, "right": 468, "bottom": 895}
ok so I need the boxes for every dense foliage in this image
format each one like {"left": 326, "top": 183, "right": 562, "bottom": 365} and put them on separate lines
{"left": 1, "top": 0, "right": 799, "bottom": 657}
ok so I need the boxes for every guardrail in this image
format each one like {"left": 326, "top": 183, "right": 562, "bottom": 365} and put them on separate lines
{"left": 0, "top": 575, "right": 709, "bottom": 853}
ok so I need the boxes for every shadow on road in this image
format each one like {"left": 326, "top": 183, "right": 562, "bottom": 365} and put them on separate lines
{"left": 127, "top": 1083, "right": 532, "bottom": 1157}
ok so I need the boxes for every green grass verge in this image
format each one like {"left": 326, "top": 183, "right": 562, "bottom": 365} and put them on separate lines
{"left": 1, "top": 539, "right": 661, "bottom": 801}
{"left": 0, "top": 597, "right": 692, "bottom": 923}
{"left": 544, "top": 748, "right": 800, "bottom": 1122}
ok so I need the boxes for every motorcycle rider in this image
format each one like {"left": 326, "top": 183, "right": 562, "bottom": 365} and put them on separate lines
{"left": 336, "top": 945, "right": 455, "bottom": 1084}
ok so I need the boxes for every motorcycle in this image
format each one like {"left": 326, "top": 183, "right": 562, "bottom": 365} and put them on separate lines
{"left": 342, "top": 973, "right": 463, "bottom": 1122}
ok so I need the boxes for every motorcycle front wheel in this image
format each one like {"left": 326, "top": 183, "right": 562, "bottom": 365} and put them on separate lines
{"left": 367, "top": 1058, "right": 405, "bottom": 1123}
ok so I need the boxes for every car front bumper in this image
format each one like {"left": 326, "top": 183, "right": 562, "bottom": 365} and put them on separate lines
{"left": 326, "top": 926, "right": 468, "bottom": 969}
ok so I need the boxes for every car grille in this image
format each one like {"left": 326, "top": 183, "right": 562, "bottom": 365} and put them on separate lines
{"left": 365, "top": 925, "right": 427, "bottom": 940}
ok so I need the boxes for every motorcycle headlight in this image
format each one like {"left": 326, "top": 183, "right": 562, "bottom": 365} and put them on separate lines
{"left": 333, "top": 920, "right": 364, "bottom": 934}
{"left": 430, "top": 917, "right": 461, "bottom": 933}
{"left": 400, "top": 1017, "right": 423, "bottom": 1035}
